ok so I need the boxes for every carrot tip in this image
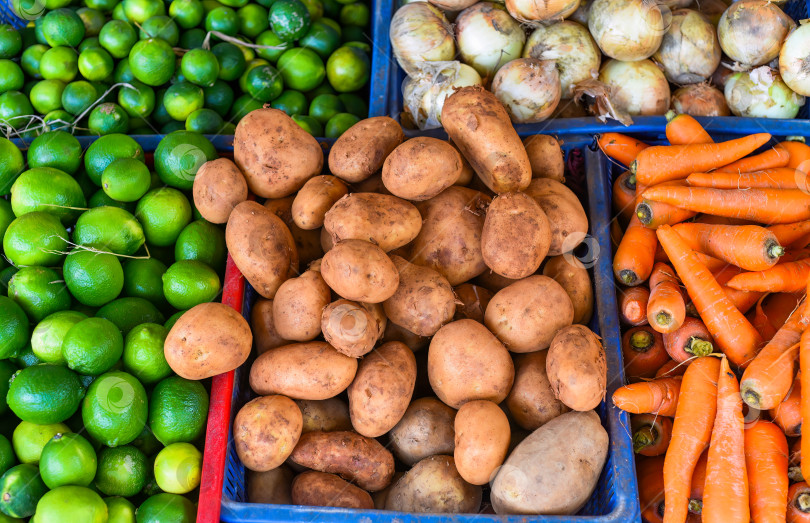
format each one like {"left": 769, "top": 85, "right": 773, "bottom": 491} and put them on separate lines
{"left": 685, "top": 337, "right": 713, "bottom": 357}
{"left": 740, "top": 386, "right": 761, "bottom": 409}
{"left": 789, "top": 466, "right": 804, "bottom": 483}
{"left": 688, "top": 499, "right": 703, "bottom": 515}
{"left": 619, "top": 270, "right": 638, "bottom": 286}
{"left": 626, "top": 173, "right": 636, "bottom": 190}
{"left": 636, "top": 203, "right": 652, "bottom": 225}
{"left": 787, "top": 136, "right": 806, "bottom": 144}
{"left": 629, "top": 160, "right": 638, "bottom": 174}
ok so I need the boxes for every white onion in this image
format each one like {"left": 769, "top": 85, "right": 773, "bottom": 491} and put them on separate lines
{"left": 588, "top": 0, "right": 667, "bottom": 62}
{"left": 693, "top": 0, "right": 727, "bottom": 25}
{"left": 779, "top": 23, "right": 810, "bottom": 97}
{"left": 456, "top": 2, "right": 526, "bottom": 79}
{"left": 505, "top": 0, "right": 579, "bottom": 23}
{"left": 402, "top": 62, "right": 483, "bottom": 129}
{"left": 671, "top": 83, "right": 730, "bottom": 116}
{"left": 724, "top": 66, "right": 805, "bottom": 118}
{"left": 427, "top": 0, "right": 477, "bottom": 11}
{"left": 653, "top": 9, "right": 720, "bottom": 84}
{"left": 491, "top": 58, "right": 561, "bottom": 123}
{"left": 390, "top": 3, "right": 456, "bottom": 76}
{"left": 717, "top": 0, "right": 795, "bottom": 68}
{"left": 599, "top": 59, "right": 671, "bottom": 115}
{"left": 523, "top": 21, "right": 601, "bottom": 99}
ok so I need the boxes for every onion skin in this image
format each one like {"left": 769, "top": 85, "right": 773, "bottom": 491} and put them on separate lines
{"left": 390, "top": 3, "right": 456, "bottom": 76}
{"left": 505, "top": 0, "right": 579, "bottom": 23}
{"left": 569, "top": 0, "right": 592, "bottom": 24}
{"left": 725, "top": 67, "right": 805, "bottom": 119}
{"left": 779, "top": 24, "right": 810, "bottom": 97}
{"left": 588, "top": 0, "right": 666, "bottom": 62}
{"left": 599, "top": 59, "right": 670, "bottom": 116}
{"left": 456, "top": 2, "right": 526, "bottom": 79}
{"left": 717, "top": 0, "right": 795, "bottom": 68}
{"left": 653, "top": 9, "right": 721, "bottom": 85}
{"left": 671, "top": 83, "right": 730, "bottom": 117}
{"left": 428, "top": 0, "right": 478, "bottom": 11}
{"left": 492, "top": 58, "right": 562, "bottom": 123}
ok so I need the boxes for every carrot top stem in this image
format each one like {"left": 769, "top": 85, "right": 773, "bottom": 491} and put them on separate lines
{"left": 655, "top": 311, "right": 672, "bottom": 327}
{"left": 741, "top": 388, "right": 761, "bottom": 409}
{"left": 768, "top": 242, "right": 786, "bottom": 259}
{"left": 633, "top": 425, "right": 657, "bottom": 452}
{"left": 665, "top": 110, "right": 677, "bottom": 122}
{"left": 626, "top": 173, "right": 636, "bottom": 190}
{"left": 689, "top": 499, "right": 703, "bottom": 515}
{"left": 798, "top": 493, "right": 810, "bottom": 512}
{"left": 630, "top": 330, "right": 655, "bottom": 351}
{"left": 636, "top": 202, "right": 653, "bottom": 225}
{"left": 619, "top": 269, "right": 637, "bottom": 286}
{"left": 686, "top": 337, "right": 713, "bottom": 357}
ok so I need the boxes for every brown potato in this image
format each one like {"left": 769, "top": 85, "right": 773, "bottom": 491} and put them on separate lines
{"left": 250, "top": 342, "right": 358, "bottom": 399}
{"left": 272, "top": 270, "right": 331, "bottom": 341}
{"left": 321, "top": 299, "right": 386, "bottom": 358}
{"left": 388, "top": 397, "right": 456, "bottom": 466}
{"left": 473, "top": 271, "right": 519, "bottom": 293}
{"left": 383, "top": 256, "right": 455, "bottom": 337}
{"left": 449, "top": 140, "right": 474, "bottom": 186}
{"left": 291, "top": 175, "right": 349, "bottom": 230}
{"left": 351, "top": 173, "right": 391, "bottom": 195}
{"left": 295, "top": 398, "right": 352, "bottom": 433}
{"left": 234, "top": 108, "right": 323, "bottom": 198}
{"left": 261, "top": 197, "right": 324, "bottom": 266}
{"left": 226, "top": 201, "right": 298, "bottom": 299}
{"left": 328, "top": 116, "right": 405, "bottom": 183}
{"left": 382, "top": 321, "right": 429, "bottom": 352}
{"left": 348, "top": 341, "right": 417, "bottom": 437}
{"left": 233, "top": 395, "right": 302, "bottom": 472}
{"left": 165, "top": 303, "right": 252, "bottom": 380}
{"left": 481, "top": 192, "right": 551, "bottom": 279}
{"left": 547, "top": 325, "right": 606, "bottom": 411}
{"left": 454, "top": 400, "right": 510, "bottom": 485}
{"left": 292, "top": 471, "right": 374, "bottom": 509}
{"left": 321, "top": 239, "right": 400, "bottom": 303}
{"left": 319, "top": 226, "right": 334, "bottom": 253}
{"left": 524, "top": 178, "right": 588, "bottom": 256}
{"left": 323, "top": 193, "right": 421, "bottom": 252}
{"left": 250, "top": 299, "right": 289, "bottom": 355}
{"left": 372, "top": 472, "right": 404, "bottom": 510}
{"left": 542, "top": 255, "right": 594, "bottom": 325}
{"left": 384, "top": 455, "right": 482, "bottom": 513}
{"left": 523, "top": 134, "right": 565, "bottom": 182}
{"left": 410, "top": 186, "right": 490, "bottom": 286}
{"left": 290, "top": 431, "right": 395, "bottom": 491}
{"left": 192, "top": 158, "right": 247, "bottom": 224}
{"left": 485, "top": 275, "right": 574, "bottom": 353}
{"left": 506, "top": 350, "right": 570, "bottom": 430}
{"left": 441, "top": 86, "right": 531, "bottom": 194}
{"left": 428, "top": 319, "right": 514, "bottom": 408}
{"left": 382, "top": 137, "right": 462, "bottom": 201}
{"left": 247, "top": 466, "right": 294, "bottom": 504}
{"left": 453, "top": 283, "right": 493, "bottom": 323}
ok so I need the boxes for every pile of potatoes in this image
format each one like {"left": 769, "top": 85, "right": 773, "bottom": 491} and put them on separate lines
{"left": 194, "top": 85, "right": 609, "bottom": 515}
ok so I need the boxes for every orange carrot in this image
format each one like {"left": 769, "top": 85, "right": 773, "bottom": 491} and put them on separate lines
{"left": 800, "top": 328, "right": 810, "bottom": 482}
{"left": 665, "top": 111, "right": 713, "bottom": 146}
{"left": 618, "top": 286, "right": 650, "bottom": 326}
{"left": 713, "top": 265, "right": 765, "bottom": 315}
{"left": 622, "top": 326, "right": 670, "bottom": 378}
{"left": 694, "top": 251, "right": 729, "bottom": 273}
{"left": 780, "top": 139, "right": 810, "bottom": 173}
{"left": 632, "top": 133, "right": 771, "bottom": 185}
{"left": 610, "top": 219, "right": 623, "bottom": 252}
{"left": 598, "top": 132, "right": 649, "bottom": 167}
{"left": 751, "top": 294, "right": 778, "bottom": 342}
{"left": 726, "top": 259, "right": 810, "bottom": 293}
{"left": 671, "top": 223, "right": 785, "bottom": 271}
{"left": 638, "top": 456, "right": 666, "bottom": 523}
{"left": 787, "top": 482, "right": 810, "bottom": 523}
{"left": 790, "top": 439, "right": 803, "bottom": 483}
{"left": 716, "top": 144, "right": 790, "bottom": 173}
{"left": 647, "top": 262, "right": 686, "bottom": 333}
{"left": 769, "top": 220, "right": 810, "bottom": 248}
{"left": 654, "top": 242, "right": 669, "bottom": 263}
{"left": 657, "top": 225, "right": 762, "bottom": 368}
{"left": 632, "top": 413, "right": 673, "bottom": 456}
{"left": 770, "top": 374, "right": 801, "bottom": 437}
{"left": 636, "top": 200, "right": 698, "bottom": 229}
{"left": 613, "top": 214, "right": 658, "bottom": 286}
{"left": 687, "top": 167, "right": 806, "bottom": 190}
{"left": 613, "top": 170, "right": 637, "bottom": 223}
{"left": 695, "top": 215, "right": 757, "bottom": 226}
{"left": 745, "top": 419, "right": 789, "bottom": 523}
{"left": 689, "top": 451, "right": 709, "bottom": 517}
{"left": 663, "top": 316, "right": 714, "bottom": 363}
{"left": 612, "top": 376, "right": 681, "bottom": 416}
{"left": 663, "top": 356, "right": 721, "bottom": 523}
{"left": 762, "top": 292, "right": 806, "bottom": 331}
{"left": 656, "top": 359, "right": 687, "bottom": 378}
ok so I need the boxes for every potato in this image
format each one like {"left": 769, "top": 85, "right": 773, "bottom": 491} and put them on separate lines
{"left": 453, "top": 283, "right": 492, "bottom": 323}
{"left": 428, "top": 319, "right": 514, "bottom": 408}
{"left": 441, "top": 86, "right": 531, "bottom": 194}
{"left": 263, "top": 196, "right": 295, "bottom": 222}
{"left": 546, "top": 325, "right": 606, "bottom": 411}
{"left": 233, "top": 108, "right": 323, "bottom": 198}
{"left": 542, "top": 255, "right": 593, "bottom": 325}
{"left": 292, "top": 471, "right": 374, "bottom": 509}
{"left": 485, "top": 275, "right": 574, "bottom": 353}
{"left": 233, "top": 395, "right": 302, "bottom": 472}
{"left": 382, "top": 321, "right": 429, "bottom": 352}
{"left": 272, "top": 269, "right": 331, "bottom": 341}
{"left": 165, "top": 302, "right": 252, "bottom": 379}
{"left": 323, "top": 193, "right": 421, "bottom": 252}
{"left": 192, "top": 158, "right": 247, "bottom": 224}
{"left": 321, "top": 239, "right": 399, "bottom": 303}
{"left": 383, "top": 256, "right": 455, "bottom": 337}
{"left": 524, "top": 178, "right": 588, "bottom": 256}
{"left": 506, "top": 350, "right": 570, "bottom": 430}
{"left": 384, "top": 455, "right": 482, "bottom": 513}
{"left": 410, "top": 186, "right": 490, "bottom": 286}
{"left": 247, "top": 466, "right": 294, "bottom": 504}
{"left": 481, "top": 192, "right": 551, "bottom": 279}
{"left": 291, "top": 175, "right": 349, "bottom": 230}
{"left": 382, "top": 137, "right": 462, "bottom": 201}
{"left": 523, "top": 135, "right": 564, "bottom": 182}
{"left": 328, "top": 116, "right": 405, "bottom": 183}
{"left": 250, "top": 299, "right": 289, "bottom": 354}
{"left": 473, "top": 271, "right": 519, "bottom": 293}
{"left": 320, "top": 226, "right": 334, "bottom": 253}
{"left": 295, "top": 398, "right": 352, "bottom": 433}
{"left": 348, "top": 341, "right": 417, "bottom": 437}
{"left": 321, "top": 299, "right": 386, "bottom": 358}
{"left": 226, "top": 201, "right": 298, "bottom": 299}
{"left": 490, "top": 410, "right": 608, "bottom": 515}
{"left": 372, "top": 472, "right": 404, "bottom": 510}
{"left": 261, "top": 197, "right": 325, "bottom": 265}
{"left": 454, "top": 400, "right": 510, "bottom": 485}
{"left": 389, "top": 397, "right": 456, "bottom": 466}
{"left": 351, "top": 173, "right": 391, "bottom": 195}
{"left": 450, "top": 140, "right": 474, "bottom": 186}
{"left": 290, "top": 430, "right": 395, "bottom": 491}
{"left": 250, "top": 342, "right": 358, "bottom": 399}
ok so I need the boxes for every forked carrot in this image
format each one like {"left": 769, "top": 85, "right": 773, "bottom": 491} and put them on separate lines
{"left": 769, "top": 375, "right": 801, "bottom": 437}
{"left": 726, "top": 259, "right": 810, "bottom": 293}
{"left": 647, "top": 262, "right": 685, "bottom": 333}
{"left": 769, "top": 220, "right": 810, "bottom": 248}
{"left": 618, "top": 286, "right": 650, "bottom": 326}
{"left": 716, "top": 145, "right": 790, "bottom": 173}
{"left": 632, "top": 413, "right": 673, "bottom": 456}
{"left": 663, "top": 316, "right": 714, "bottom": 363}
{"left": 787, "top": 482, "right": 810, "bottom": 523}
{"left": 598, "top": 132, "right": 649, "bottom": 167}
{"left": 744, "top": 420, "right": 789, "bottom": 523}
{"left": 687, "top": 168, "right": 806, "bottom": 190}
{"left": 671, "top": 223, "right": 785, "bottom": 271}
{"left": 632, "top": 133, "right": 771, "bottom": 185}
{"left": 689, "top": 451, "right": 709, "bottom": 517}
{"left": 638, "top": 456, "right": 666, "bottom": 523}
{"left": 612, "top": 376, "right": 681, "bottom": 416}
{"left": 613, "top": 170, "right": 637, "bottom": 223}
{"left": 613, "top": 214, "right": 657, "bottom": 286}
{"left": 621, "top": 326, "right": 670, "bottom": 378}
{"left": 656, "top": 359, "right": 687, "bottom": 378}
{"left": 800, "top": 328, "right": 810, "bottom": 482}
{"left": 663, "top": 356, "right": 721, "bottom": 523}
{"left": 780, "top": 139, "right": 810, "bottom": 173}
{"left": 665, "top": 111, "right": 713, "bottom": 146}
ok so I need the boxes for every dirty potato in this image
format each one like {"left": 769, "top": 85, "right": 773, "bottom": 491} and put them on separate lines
{"left": 320, "top": 240, "right": 400, "bottom": 303}
{"left": 291, "top": 175, "right": 349, "bottom": 230}
{"left": 506, "top": 350, "right": 570, "bottom": 430}
{"left": 328, "top": 116, "right": 405, "bottom": 183}
{"left": 321, "top": 299, "right": 386, "bottom": 358}
{"left": 454, "top": 400, "right": 511, "bottom": 485}
{"left": 384, "top": 455, "right": 482, "bottom": 513}
{"left": 542, "top": 255, "right": 593, "bottom": 324}
{"left": 524, "top": 178, "right": 588, "bottom": 256}
{"left": 453, "top": 283, "right": 493, "bottom": 323}
{"left": 523, "top": 134, "right": 565, "bottom": 181}
{"left": 192, "top": 158, "right": 248, "bottom": 223}
{"left": 323, "top": 193, "right": 422, "bottom": 252}
{"left": 383, "top": 256, "right": 456, "bottom": 337}
{"left": 233, "top": 395, "right": 302, "bottom": 471}
{"left": 546, "top": 325, "right": 606, "bottom": 411}
{"left": 292, "top": 471, "right": 374, "bottom": 509}
{"left": 382, "top": 137, "right": 463, "bottom": 201}
{"left": 388, "top": 397, "right": 457, "bottom": 466}
{"left": 272, "top": 269, "right": 332, "bottom": 341}
{"left": 295, "top": 398, "right": 352, "bottom": 433}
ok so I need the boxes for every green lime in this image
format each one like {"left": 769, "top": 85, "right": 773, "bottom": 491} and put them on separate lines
{"left": 254, "top": 30, "right": 291, "bottom": 63}
{"left": 39, "top": 432, "right": 97, "bottom": 488}
{"left": 185, "top": 108, "right": 223, "bottom": 133}
{"left": 164, "top": 310, "right": 185, "bottom": 331}
{"left": 291, "top": 114, "right": 322, "bottom": 136}
{"left": 162, "top": 259, "right": 220, "bottom": 309}
{"left": 205, "top": 6, "right": 238, "bottom": 35}
{"left": 101, "top": 158, "right": 150, "bottom": 203}
{"left": 27, "top": 133, "right": 81, "bottom": 181}
{"left": 324, "top": 112, "right": 359, "bottom": 138}
{"left": 84, "top": 133, "right": 145, "bottom": 186}
{"left": 0, "top": 138, "right": 23, "bottom": 195}
{"left": 278, "top": 47, "right": 324, "bottom": 92}
{"left": 0, "top": 362, "right": 18, "bottom": 415}
{"left": 122, "top": 323, "right": 170, "bottom": 384}
{"left": 0, "top": 198, "right": 13, "bottom": 237}
{"left": 301, "top": 0, "right": 323, "bottom": 20}
{"left": 40, "top": 47, "right": 79, "bottom": 83}
{"left": 85, "top": 0, "right": 119, "bottom": 11}
{"left": 0, "top": 268, "right": 18, "bottom": 296}
{"left": 77, "top": 7, "right": 106, "bottom": 36}
{"left": 211, "top": 42, "right": 245, "bottom": 81}
{"left": 105, "top": 496, "right": 136, "bottom": 523}
{"left": 299, "top": 20, "right": 339, "bottom": 60}
{"left": 203, "top": 80, "right": 233, "bottom": 117}
{"left": 113, "top": 59, "right": 135, "bottom": 83}
{"left": 112, "top": 2, "right": 129, "bottom": 21}
{"left": 123, "top": 0, "right": 166, "bottom": 24}
{"left": 95, "top": 445, "right": 147, "bottom": 496}
{"left": 78, "top": 48, "right": 114, "bottom": 82}
{"left": 308, "top": 92, "right": 344, "bottom": 124}
{"left": 7, "top": 365, "right": 84, "bottom": 424}
{"left": 82, "top": 371, "right": 147, "bottom": 447}
{"left": 31, "top": 310, "right": 86, "bottom": 364}
{"left": 235, "top": 4, "right": 268, "bottom": 37}
{"left": 339, "top": 2, "right": 368, "bottom": 25}
{"left": 0, "top": 435, "right": 15, "bottom": 476}
{"left": 8, "top": 267, "right": 71, "bottom": 323}
{"left": 0, "top": 91, "right": 33, "bottom": 131}
{"left": 0, "top": 464, "right": 47, "bottom": 517}
{"left": 118, "top": 81, "right": 155, "bottom": 119}
{"left": 163, "top": 82, "right": 204, "bottom": 121}
{"left": 181, "top": 49, "right": 220, "bottom": 87}
{"left": 62, "top": 81, "right": 98, "bottom": 116}
{"left": 245, "top": 64, "right": 284, "bottom": 102}
{"left": 32, "top": 485, "right": 107, "bottom": 523}
{"left": 0, "top": 25, "right": 21, "bottom": 59}
{"left": 11, "top": 167, "right": 86, "bottom": 224}
{"left": 100, "top": 20, "right": 137, "bottom": 59}
{"left": 88, "top": 190, "right": 133, "bottom": 212}
{"left": 0, "top": 60, "right": 23, "bottom": 95}
{"left": 95, "top": 297, "right": 165, "bottom": 335}
{"left": 153, "top": 442, "right": 201, "bottom": 494}
{"left": 139, "top": 15, "right": 179, "bottom": 45}
{"left": 154, "top": 131, "right": 216, "bottom": 190}
{"left": 29, "top": 80, "right": 65, "bottom": 114}
{"left": 137, "top": 493, "right": 196, "bottom": 523}
{"left": 12, "top": 421, "right": 70, "bottom": 464}
{"left": 338, "top": 92, "right": 366, "bottom": 117}
{"left": 178, "top": 28, "right": 206, "bottom": 49}
{"left": 88, "top": 102, "right": 130, "bottom": 135}
{"left": 62, "top": 317, "right": 123, "bottom": 375}
{"left": 219, "top": 121, "right": 236, "bottom": 134}
{"left": 73, "top": 206, "right": 146, "bottom": 255}
{"left": 11, "top": 344, "right": 40, "bottom": 368}
{"left": 79, "top": 36, "right": 103, "bottom": 52}
{"left": 21, "top": 45, "right": 47, "bottom": 79}
{"left": 42, "top": 110, "right": 74, "bottom": 133}
{"left": 175, "top": 220, "right": 226, "bottom": 271}
{"left": 2, "top": 212, "right": 68, "bottom": 267}
{"left": 129, "top": 38, "right": 175, "bottom": 86}
{"left": 238, "top": 58, "right": 269, "bottom": 92}
{"left": 122, "top": 258, "right": 167, "bottom": 308}
{"left": 341, "top": 23, "right": 364, "bottom": 43}
{"left": 131, "top": 426, "right": 162, "bottom": 458}
{"left": 270, "top": 0, "right": 311, "bottom": 42}
{"left": 135, "top": 188, "right": 192, "bottom": 246}
{"left": 0, "top": 297, "right": 28, "bottom": 360}
{"left": 170, "top": 0, "right": 204, "bottom": 28}
{"left": 227, "top": 93, "right": 261, "bottom": 120}
{"left": 63, "top": 252, "right": 125, "bottom": 309}
{"left": 149, "top": 377, "right": 208, "bottom": 445}
{"left": 41, "top": 8, "right": 86, "bottom": 48}
{"left": 319, "top": 15, "right": 341, "bottom": 35}
{"left": 326, "top": 46, "right": 368, "bottom": 92}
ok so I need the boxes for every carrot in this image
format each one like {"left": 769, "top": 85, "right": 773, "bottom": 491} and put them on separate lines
{"left": 745, "top": 419, "right": 789, "bottom": 523}
{"left": 726, "top": 259, "right": 810, "bottom": 293}
{"left": 780, "top": 139, "right": 810, "bottom": 173}
{"left": 716, "top": 144, "right": 790, "bottom": 173}
{"left": 769, "top": 220, "right": 810, "bottom": 248}
{"left": 618, "top": 286, "right": 650, "bottom": 326}
{"left": 800, "top": 328, "right": 810, "bottom": 482}
{"left": 654, "top": 242, "right": 669, "bottom": 263}
{"left": 638, "top": 456, "right": 666, "bottom": 523}
{"left": 787, "top": 482, "right": 810, "bottom": 523}
{"left": 612, "top": 376, "right": 681, "bottom": 416}
{"left": 613, "top": 214, "right": 658, "bottom": 286}
{"left": 656, "top": 359, "right": 686, "bottom": 378}
{"left": 610, "top": 219, "right": 623, "bottom": 253}
{"left": 663, "top": 316, "right": 714, "bottom": 363}
{"left": 671, "top": 223, "right": 785, "bottom": 271}
{"left": 598, "top": 132, "right": 649, "bottom": 167}
{"left": 770, "top": 374, "right": 802, "bottom": 437}
{"left": 613, "top": 170, "right": 637, "bottom": 223}
{"left": 713, "top": 265, "right": 764, "bottom": 315}
{"left": 632, "top": 413, "right": 673, "bottom": 456}
{"left": 790, "top": 439, "right": 803, "bottom": 483}
{"left": 621, "top": 326, "right": 670, "bottom": 378}
{"left": 657, "top": 225, "right": 762, "bottom": 368}
{"left": 687, "top": 167, "right": 806, "bottom": 190}
{"left": 636, "top": 201, "right": 697, "bottom": 229}
{"left": 694, "top": 252, "right": 728, "bottom": 273}
{"left": 751, "top": 294, "right": 778, "bottom": 342}
{"left": 647, "top": 262, "right": 686, "bottom": 333}
{"left": 663, "top": 356, "right": 721, "bottom": 523}
{"left": 703, "top": 357, "right": 749, "bottom": 523}
{"left": 641, "top": 186, "right": 810, "bottom": 224}
{"left": 632, "top": 132, "right": 771, "bottom": 186}
{"left": 665, "top": 111, "right": 713, "bottom": 145}
{"left": 688, "top": 451, "right": 709, "bottom": 517}
{"left": 762, "top": 291, "right": 806, "bottom": 331}
{"left": 695, "top": 215, "right": 757, "bottom": 226}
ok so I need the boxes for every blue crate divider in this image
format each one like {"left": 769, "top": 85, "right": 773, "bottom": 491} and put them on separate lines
{"left": 0, "top": 0, "right": 26, "bottom": 28}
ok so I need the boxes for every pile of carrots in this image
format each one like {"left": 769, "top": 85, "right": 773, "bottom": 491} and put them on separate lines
{"left": 601, "top": 116, "right": 810, "bottom": 523}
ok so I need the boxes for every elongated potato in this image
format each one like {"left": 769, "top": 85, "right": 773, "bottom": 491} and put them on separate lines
{"left": 389, "top": 397, "right": 456, "bottom": 466}
{"left": 272, "top": 269, "right": 331, "bottom": 341}
{"left": 291, "top": 175, "right": 349, "bottom": 230}
{"left": 250, "top": 342, "right": 358, "bottom": 399}
{"left": 193, "top": 158, "right": 248, "bottom": 223}
{"left": 321, "top": 299, "right": 386, "bottom": 357}
{"left": 546, "top": 325, "right": 606, "bottom": 411}
{"left": 523, "top": 135, "right": 564, "bottom": 182}
{"left": 542, "top": 255, "right": 593, "bottom": 325}
{"left": 454, "top": 400, "right": 510, "bottom": 485}
{"left": 441, "top": 86, "right": 531, "bottom": 194}
{"left": 383, "top": 256, "right": 455, "bottom": 337}
{"left": 262, "top": 197, "right": 323, "bottom": 270}
{"left": 382, "top": 137, "right": 462, "bottom": 201}
{"left": 295, "top": 398, "right": 352, "bottom": 433}
{"left": 292, "top": 471, "right": 374, "bottom": 509}
{"left": 384, "top": 455, "right": 482, "bottom": 513}
{"left": 323, "top": 193, "right": 421, "bottom": 252}
{"left": 328, "top": 116, "right": 405, "bottom": 183}
{"left": 250, "top": 299, "right": 289, "bottom": 354}
{"left": 234, "top": 108, "right": 323, "bottom": 198}
{"left": 481, "top": 192, "right": 551, "bottom": 279}
{"left": 453, "top": 283, "right": 492, "bottom": 323}
{"left": 506, "top": 350, "right": 570, "bottom": 430}
{"left": 321, "top": 240, "right": 399, "bottom": 303}
{"left": 234, "top": 395, "right": 302, "bottom": 472}
{"left": 247, "top": 466, "right": 294, "bottom": 504}
{"left": 524, "top": 178, "right": 588, "bottom": 256}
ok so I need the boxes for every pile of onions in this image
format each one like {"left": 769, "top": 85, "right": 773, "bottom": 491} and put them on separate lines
{"left": 779, "top": 23, "right": 810, "bottom": 96}
{"left": 505, "top": 0, "right": 579, "bottom": 23}
{"left": 717, "top": 0, "right": 795, "bottom": 68}
{"left": 588, "top": 0, "right": 667, "bottom": 62}
{"left": 653, "top": 9, "right": 720, "bottom": 85}
{"left": 456, "top": 2, "right": 526, "bottom": 79}
{"left": 599, "top": 59, "right": 671, "bottom": 115}
{"left": 390, "top": 3, "right": 456, "bottom": 76}
{"left": 569, "top": 0, "right": 593, "bottom": 24}
{"left": 403, "top": 62, "right": 483, "bottom": 129}
{"left": 427, "top": 0, "right": 478, "bottom": 12}
{"left": 491, "top": 58, "right": 561, "bottom": 123}
{"left": 725, "top": 66, "right": 805, "bottom": 119}
{"left": 523, "top": 21, "right": 601, "bottom": 99}
{"left": 671, "top": 83, "right": 730, "bottom": 116}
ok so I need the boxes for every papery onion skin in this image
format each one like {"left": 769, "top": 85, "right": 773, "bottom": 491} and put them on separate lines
{"left": 390, "top": 3, "right": 456, "bottom": 76}
{"left": 599, "top": 59, "right": 671, "bottom": 115}
{"left": 456, "top": 2, "right": 526, "bottom": 79}
{"left": 420, "top": 64, "right": 484, "bottom": 126}
{"left": 505, "top": 0, "right": 579, "bottom": 22}
{"left": 491, "top": 58, "right": 562, "bottom": 123}
{"left": 402, "top": 63, "right": 483, "bottom": 129}
{"left": 717, "top": 0, "right": 795, "bottom": 68}
{"left": 653, "top": 9, "right": 721, "bottom": 85}
{"left": 724, "top": 66, "right": 805, "bottom": 119}
{"left": 428, "top": 0, "right": 478, "bottom": 11}
{"left": 588, "top": 0, "right": 666, "bottom": 62}
{"left": 523, "top": 21, "right": 601, "bottom": 99}
{"left": 779, "top": 24, "right": 810, "bottom": 97}
{"left": 671, "top": 83, "right": 730, "bottom": 116}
